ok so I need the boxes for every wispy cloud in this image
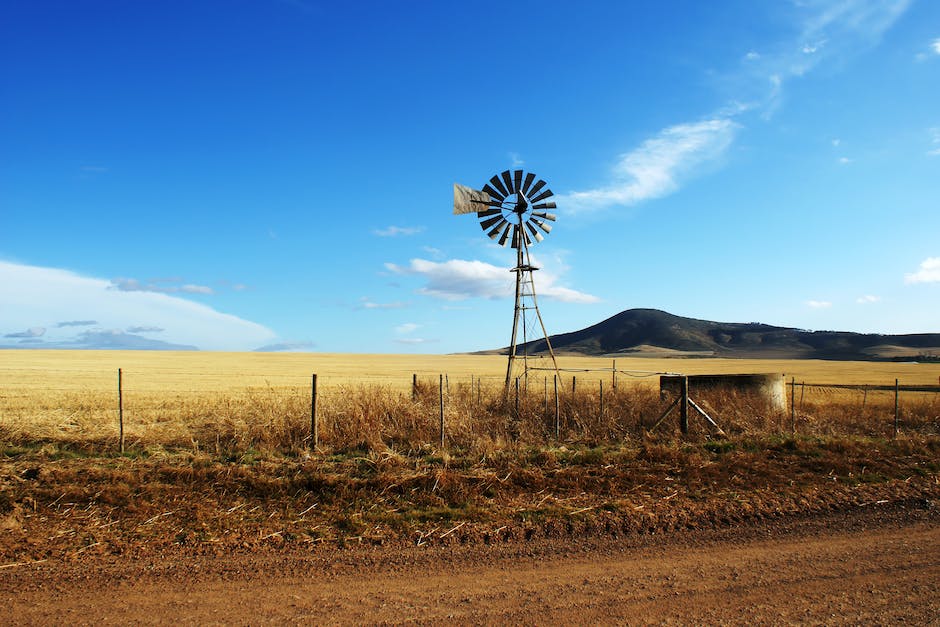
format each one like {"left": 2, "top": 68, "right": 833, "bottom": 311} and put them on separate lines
{"left": 56, "top": 320, "right": 97, "bottom": 328}
{"left": 932, "top": 38, "right": 940, "bottom": 54}
{"left": 806, "top": 300, "right": 833, "bottom": 309}
{"left": 110, "top": 277, "right": 215, "bottom": 295}
{"left": 385, "top": 258, "right": 599, "bottom": 303}
{"left": 509, "top": 152, "right": 524, "bottom": 167}
{"left": 359, "top": 298, "right": 406, "bottom": 310}
{"left": 126, "top": 325, "right": 164, "bottom": 333}
{"left": 558, "top": 119, "right": 738, "bottom": 214}
{"left": 904, "top": 257, "right": 940, "bottom": 284}
{"left": 4, "top": 327, "right": 45, "bottom": 338}
{"left": 856, "top": 294, "right": 880, "bottom": 304}
{"left": 372, "top": 225, "right": 425, "bottom": 237}
{"left": 927, "top": 128, "right": 940, "bottom": 157}
{"left": 395, "top": 322, "right": 420, "bottom": 335}
{"left": 557, "top": 1, "right": 910, "bottom": 215}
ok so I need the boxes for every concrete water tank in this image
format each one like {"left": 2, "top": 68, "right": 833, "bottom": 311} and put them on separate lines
{"left": 660, "top": 373, "right": 787, "bottom": 411}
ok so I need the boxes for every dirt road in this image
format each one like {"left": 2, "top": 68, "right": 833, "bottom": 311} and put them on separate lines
{"left": 4, "top": 506, "right": 938, "bottom": 625}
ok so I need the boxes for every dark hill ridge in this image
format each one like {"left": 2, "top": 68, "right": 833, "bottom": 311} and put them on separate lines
{"left": 499, "top": 309, "right": 940, "bottom": 361}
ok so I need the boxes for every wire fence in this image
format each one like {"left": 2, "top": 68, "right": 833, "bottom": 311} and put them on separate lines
{"left": 2, "top": 368, "right": 938, "bottom": 456}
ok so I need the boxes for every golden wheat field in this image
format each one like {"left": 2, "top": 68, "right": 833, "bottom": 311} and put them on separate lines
{"left": 3, "top": 349, "right": 940, "bottom": 390}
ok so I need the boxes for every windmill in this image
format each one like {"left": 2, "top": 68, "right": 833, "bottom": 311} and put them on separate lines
{"left": 454, "top": 169, "right": 561, "bottom": 389}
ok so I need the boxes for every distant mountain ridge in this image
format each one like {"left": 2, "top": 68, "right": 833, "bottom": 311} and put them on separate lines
{"left": 489, "top": 309, "right": 940, "bottom": 361}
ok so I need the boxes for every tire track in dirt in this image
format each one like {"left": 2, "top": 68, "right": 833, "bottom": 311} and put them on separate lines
{"left": 4, "top": 506, "right": 938, "bottom": 624}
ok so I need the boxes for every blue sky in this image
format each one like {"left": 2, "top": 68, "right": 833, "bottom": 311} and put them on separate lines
{"left": 1, "top": 0, "right": 939, "bottom": 353}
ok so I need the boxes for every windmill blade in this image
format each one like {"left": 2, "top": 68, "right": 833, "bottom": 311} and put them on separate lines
{"left": 500, "top": 170, "right": 515, "bottom": 194}
{"left": 531, "top": 218, "right": 553, "bottom": 234}
{"left": 480, "top": 214, "right": 504, "bottom": 230}
{"left": 477, "top": 208, "right": 502, "bottom": 219}
{"left": 510, "top": 224, "right": 520, "bottom": 248}
{"left": 530, "top": 188, "right": 553, "bottom": 203}
{"left": 532, "top": 201, "right": 556, "bottom": 210}
{"left": 528, "top": 179, "right": 547, "bottom": 198}
{"left": 513, "top": 170, "right": 523, "bottom": 194}
{"left": 521, "top": 172, "right": 535, "bottom": 194}
{"left": 521, "top": 226, "right": 532, "bottom": 246}
{"left": 489, "top": 175, "right": 509, "bottom": 197}
{"left": 497, "top": 223, "right": 512, "bottom": 246}
{"left": 525, "top": 221, "right": 544, "bottom": 242}
{"left": 487, "top": 218, "right": 509, "bottom": 239}
{"left": 532, "top": 211, "right": 556, "bottom": 221}
{"left": 453, "top": 183, "right": 491, "bottom": 215}
{"left": 481, "top": 183, "right": 505, "bottom": 202}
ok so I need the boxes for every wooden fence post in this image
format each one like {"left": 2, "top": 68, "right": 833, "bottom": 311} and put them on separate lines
{"left": 894, "top": 378, "right": 899, "bottom": 437}
{"left": 439, "top": 374, "right": 445, "bottom": 448}
{"left": 790, "top": 376, "right": 796, "bottom": 434}
{"left": 311, "top": 373, "right": 319, "bottom": 449}
{"left": 572, "top": 375, "right": 577, "bottom": 395}
{"left": 515, "top": 377, "right": 520, "bottom": 419}
{"left": 612, "top": 359, "right": 616, "bottom": 390}
{"left": 599, "top": 380, "right": 604, "bottom": 423}
{"left": 680, "top": 376, "right": 689, "bottom": 435}
{"left": 553, "top": 374, "right": 559, "bottom": 440}
{"left": 118, "top": 368, "right": 124, "bottom": 454}
{"left": 412, "top": 373, "right": 418, "bottom": 401}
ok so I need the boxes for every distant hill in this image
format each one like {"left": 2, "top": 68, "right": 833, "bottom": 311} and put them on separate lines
{"left": 484, "top": 308, "right": 940, "bottom": 361}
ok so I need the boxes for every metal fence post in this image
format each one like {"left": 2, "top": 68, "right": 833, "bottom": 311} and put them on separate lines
{"left": 118, "top": 368, "right": 124, "bottom": 454}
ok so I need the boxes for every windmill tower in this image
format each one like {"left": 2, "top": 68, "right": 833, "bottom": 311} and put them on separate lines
{"left": 454, "top": 169, "right": 561, "bottom": 388}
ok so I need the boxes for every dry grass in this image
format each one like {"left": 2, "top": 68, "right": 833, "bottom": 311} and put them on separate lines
{"left": 1, "top": 349, "right": 938, "bottom": 456}
{"left": 2, "top": 351, "right": 939, "bottom": 561}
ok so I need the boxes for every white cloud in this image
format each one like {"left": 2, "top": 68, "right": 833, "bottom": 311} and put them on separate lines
{"left": 806, "top": 300, "right": 833, "bottom": 309}
{"left": 110, "top": 277, "right": 215, "bottom": 295}
{"left": 927, "top": 128, "right": 940, "bottom": 157}
{"left": 126, "top": 325, "right": 164, "bottom": 333}
{"left": 509, "top": 152, "right": 524, "bottom": 167}
{"left": 557, "top": 119, "right": 738, "bottom": 213}
{"left": 4, "top": 327, "right": 46, "bottom": 338}
{"left": 0, "top": 261, "right": 276, "bottom": 351}
{"left": 856, "top": 294, "right": 880, "bottom": 304}
{"left": 801, "top": 39, "right": 826, "bottom": 54}
{"left": 932, "top": 38, "right": 940, "bottom": 55}
{"left": 394, "top": 337, "right": 437, "bottom": 345}
{"left": 372, "top": 225, "right": 425, "bottom": 237}
{"left": 541, "top": 3, "right": 910, "bottom": 218}
{"left": 838, "top": 156, "right": 852, "bottom": 164}
{"left": 359, "top": 298, "right": 406, "bottom": 309}
{"left": 395, "top": 322, "right": 420, "bottom": 334}
{"left": 745, "top": 1, "right": 909, "bottom": 112}
{"left": 385, "top": 258, "right": 599, "bottom": 303}
{"left": 904, "top": 257, "right": 940, "bottom": 284}
{"left": 56, "top": 320, "right": 98, "bottom": 327}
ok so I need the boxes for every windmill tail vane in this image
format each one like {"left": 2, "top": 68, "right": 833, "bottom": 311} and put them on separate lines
{"left": 453, "top": 169, "right": 562, "bottom": 390}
